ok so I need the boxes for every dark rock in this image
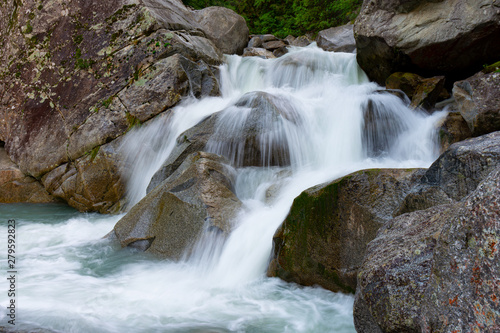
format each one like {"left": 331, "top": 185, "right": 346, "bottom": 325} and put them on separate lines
{"left": 148, "top": 91, "right": 299, "bottom": 192}
{"left": 437, "top": 111, "right": 472, "bottom": 153}
{"left": 354, "top": 165, "right": 500, "bottom": 332}
{"left": 453, "top": 69, "right": 500, "bottom": 136}
{"left": 316, "top": 24, "right": 356, "bottom": 53}
{"left": 354, "top": 0, "right": 500, "bottom": 84}
{"left": 194, "top": 6, "right": 249, "bottom": 55}
{"left": 272, "top": 46, "right": 288, "bottom": 58}
{"left": 268, "top": 168, "right": 425, "bottom": 293}
{"left": 113, "top": 152, "right": 242, "bottom": 259}
{"left": 385, "top": 72, "right": 446, "bottom": 110}
{"left": 398, "top": 131, "right": 500, "bottom": 214}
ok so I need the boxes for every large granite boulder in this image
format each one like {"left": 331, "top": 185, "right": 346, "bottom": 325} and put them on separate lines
{"left": 0, "top": 0, "right": 227, "bottom": 212}
{"left": 453, "top": 68, "right": 500, "bottom": 136}
{"left": 194, "top": 6, "right": 249, "bottom": 55}
{"left": 354, "top": 165, "right": 500, "bottom": 333}
{"left": 147, "top": 91, "right": 300, "bottom": 192}
{"left": 398, "top": 131, "right": 500, "bottom": 214}
{"left": 316, "top": 24, "right": 356, "bottom": 53}
{"left": 0, "top": 146, "right": 55, "bottom": 203}
{"left": 113, "top": 152, "right": 242, "bottom": 259}
{"left": 267, "top": 168, "right": 425, "bottom": 293}
{"left": 354, "top": 0, "right": 500, "bottom": 84}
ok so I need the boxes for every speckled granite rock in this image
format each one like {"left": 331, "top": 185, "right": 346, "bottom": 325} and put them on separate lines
{"left": 0, "top": 0, "right": 246, "bottom": 212}
{"left": 354, "top": 165, "right": 500, "bottom": 332}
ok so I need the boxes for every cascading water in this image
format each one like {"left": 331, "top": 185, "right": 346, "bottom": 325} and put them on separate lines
{"left": 0, "top": 44, "right": 446, "bottom": 332}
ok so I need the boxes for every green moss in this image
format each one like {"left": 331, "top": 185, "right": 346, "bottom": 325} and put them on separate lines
{"left": 37, "top": 4, "right": 43, "bottom": 10}
{"left": 101, "top": 96, "right": 114, "bottom": 108}
{"left": 73, "top": 34, "right": 83, "bottom": 45}
{"left": 126, "top": 112, "right": 142, "bottom": 129}
{"left": 483, "top": 61, "right": 500, "bottom": 74}
{"left": 90, "top": 146, "right": 100, "bottom": 161}
{"left": 25, "top": 21, "right": 33, "bottom": 34}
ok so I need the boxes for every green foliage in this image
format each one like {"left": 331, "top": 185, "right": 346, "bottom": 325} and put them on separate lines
{"left": 182, "top": 0, "right": 362, "bottom": 37}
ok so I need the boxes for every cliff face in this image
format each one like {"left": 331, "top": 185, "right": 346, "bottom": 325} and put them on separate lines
{"left": 0, "top": 0, "right": 247, "bottom": 212}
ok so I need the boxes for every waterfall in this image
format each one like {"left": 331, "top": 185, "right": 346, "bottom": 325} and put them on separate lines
{"left": 1, "top": 45, "right": 446, "bottom": 332}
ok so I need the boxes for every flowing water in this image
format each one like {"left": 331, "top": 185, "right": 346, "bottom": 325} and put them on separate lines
{"left": 0, "top": 45, "right": 446, "bottom": 332}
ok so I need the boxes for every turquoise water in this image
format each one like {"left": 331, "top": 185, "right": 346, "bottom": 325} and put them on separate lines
{"left": 0, "top": 203, "right": 355, "bottom": 333}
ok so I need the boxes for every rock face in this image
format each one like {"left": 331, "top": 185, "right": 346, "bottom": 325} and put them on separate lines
{"left": 316, "top": 24, "right": 356, "bottom": 53}
{"left": 194, "top": 6, "right": 249, "bottom": 55}
{"left": 113, "top": 152, "right": 242, "bottom": 259}
{"left": 0, "top": 146, "right": 55, "bottom": 203}
{"left": 354, "top": 165, "right": 500, "bottom": 333}
{"left": 453, "top": 69, "right": 500, "bottom": 136}
{"left": 268, "top": 168, "right": 425, "bottom": 293}
{"left": 0, "top": 0, "right": 247, "bottom": 212}
{"left": 354, "top": 0, "right": 500, "bottom": 84}
{"left": 399, "top": 131, "right": 500, "bottom": 214}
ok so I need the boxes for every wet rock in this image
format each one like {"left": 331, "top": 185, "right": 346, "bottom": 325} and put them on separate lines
{"left": 0, "top": 147, "right": 55, "bottom": 203}
{"left": 385, "top": 72, "right": 446, "bottom": 110}
{"left": 354, "top": 165, "right": 500, "bottom": 332}
{"left": 453, "top": 69, "right": 500, "bottom": 136}
{"left": 398, "top": 131, "right": 500, "bottom": 214}
{"left": 316, "top": 24, "right": 356, "bottom": 53}
{"left": 272, "top": 46, "right": 288, "bottom": 58}
{"left": 194, "top": 6, "right": 249, "bottom": 55}
{"left": 437, "top": 111, "right": 472, "bottom": 153}
{"left": 148, "top": 91, "right": 300, "bottom": 192}
{"left": 113, "top": 152, "right": 242, "bottom": 259}
{"left": 354, "top": 0, "right": 500, "bottom": 84}
{"left": 268, "top": 168, "right": 425, "bottom": 293}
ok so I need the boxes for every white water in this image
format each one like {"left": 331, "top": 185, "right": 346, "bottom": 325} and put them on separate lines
{"left": 0, "top": 45, "right": 446, "bottom": 332}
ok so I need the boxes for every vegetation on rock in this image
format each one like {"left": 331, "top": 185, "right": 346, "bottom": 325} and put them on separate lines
{"left": 182, "top": 0, "right": 362, "bottom": 37}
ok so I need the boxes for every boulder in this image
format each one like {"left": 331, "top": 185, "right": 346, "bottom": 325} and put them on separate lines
{"left": 113, "top": 152, "right": 242, "bottom": 259}
{"left": 354, "top": 0, "right": 500, "bottom": 84}
{"left": 262, "top": 40, "right": 286, "bottom": 51}
{"left": 453, "top": 69, "right": 500, "bottom": 136}
{"left": 290, "top": 35, "right": 313, "bottom": 47}
{"left": 242, "top": 47, "right": 276, "bottom": 59}
{"left": 316, "top": 24, "right": 356, "bottom": 53}
{"left": 41, "top": 140, "right": 125, "bottom": 214}
{"left": 398, "top": 131, "right": 500, "bottom": 214}
{"left": 268, "top": 168, "right": 425, "bottom": 293}
{"left": 0, "top": 146, "right": 55, "bottom": 203}
{"left": 0, "top": 0, "right": 223, "bottom": 211}
{"left": 437, "top": 111, "right": 472, "bottom": 152}
{"left": 247, "top": 36, "right": 263, "bottom": 48}
{"left": 354, "top": 165, "right": 500, "bottom": 333}
{"left": 148, "top": 91, "right": 300, "bottom": 192}
{"left": 194, "top": 6, "right": 249, "bottom": 55}
{"left": 386, "top": 72, "right": 446, "bottom": 110}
